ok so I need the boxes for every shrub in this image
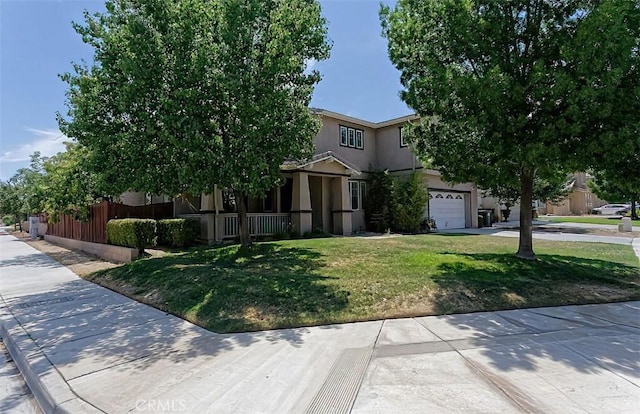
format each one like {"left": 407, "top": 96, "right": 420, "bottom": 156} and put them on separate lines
{"left": 364, "top": 170, "right": 396, "bottom": 232}
{"left": 393, "top": 172, "right": 428, "bottom": 233}
{"left": 2, "top": 215, "right": 15, "bottom": 226}
{"left": 365, "top": 171, "right": 428, "bottom": 234}
{"left": 107, "top": 218, "right": 156, "bottom": 254}
{"left": 157, "top": 218, "right": 199, "bottom": 247}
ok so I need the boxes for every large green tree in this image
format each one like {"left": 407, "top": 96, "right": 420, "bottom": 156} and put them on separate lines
{"left": 0, "top": 153, "right": 47, "bottom": 229}
{"left": 590, "top": 169, "right": 640, "bottom": 219}
{"left": 381, "top": 0, "right": 640, "bottom": 259}
{"left": 59, "top": 0, "right": 330, "bottom": 247}
{"left": 42, "top": 142, "right": 108, "bottom": 221}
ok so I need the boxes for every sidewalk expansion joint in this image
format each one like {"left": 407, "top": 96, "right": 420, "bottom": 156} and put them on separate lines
{"left": 304, "top": 347, "right": 374, "bottom": 414}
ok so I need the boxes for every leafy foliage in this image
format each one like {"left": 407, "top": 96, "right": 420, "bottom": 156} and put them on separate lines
{"left": 381, "top": 0, "right": 640, "bottom": 259}
{"left": 157, "top": 218, "right": 199, "bottom": 247}
{"left": 590, "top": 171, "right": 640, "bottom": 219}
{"left": 0, "top": 153, "right": 48, "bottom": 229}
{"left": 364, "top": 170, "right": 396, "bottom": 232}
{"left": 394, "top": 173, "right": 429, "bottom": 233}
{"left": 58, "top": 0, "right": 331, "bottom": 247}
{"left": 107, "top": 218, "right": 157, "bottom": 253}
{"left": 2, "top": 215, "right": 15, "bottom": 226}
{"left": 42, "top": 142, "right": 107, "bottom": 221}
{"left": 365, "top": 171, "right": 428, "bottom": 233}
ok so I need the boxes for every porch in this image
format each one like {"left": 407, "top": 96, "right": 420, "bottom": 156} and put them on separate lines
{"left": 176, "top": 152, "right": 361, "bottom": 243}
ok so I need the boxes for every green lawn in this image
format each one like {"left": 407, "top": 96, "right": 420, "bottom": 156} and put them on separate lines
{"left": 88, "top": 235, "right": 640, "bottom": 333}
{"left": 538, "top": 216, "right": 637, "bottom": 226}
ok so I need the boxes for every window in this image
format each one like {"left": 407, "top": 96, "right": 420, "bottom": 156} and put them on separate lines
{"left": 340, "top": 126, "right": 348, "bottom": 146}
{"left": 348, "top": 128, "right": 356, "bottom": 147}
{"left": 349, "top": 181, "right": 367, "bottom": 211}
{"left": 399, "top": 127, "right": 408, "bottom": 147}
{"left": 263, "top": 189, "right": 275, "bottom": 212}
{"left": 340, "top": 125, "right": 364, "bottom": 150}
{"left": 349, "top": 181, "right": 359, "bottom": 210}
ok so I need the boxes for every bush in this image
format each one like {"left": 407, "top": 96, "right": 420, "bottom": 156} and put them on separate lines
{"left": 393, "top": 172, "right": 428, "bottom": 233}
{"left": 157, "top": 218, "right": 199, "bottom": 247}
{"left": 364, "top": 170, "right": 396, "bottom": 232}
{"left": 2, "top": 215, "right": 15, "bottom": 226}
{"left": 107, "top": 219, "right": 156, "bottom": 254}
{"left": 365, "top": 171, "right": 428, "bottom": 234}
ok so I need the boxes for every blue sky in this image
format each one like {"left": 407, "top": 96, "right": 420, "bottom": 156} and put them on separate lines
{"left": 0, "top": 0, "right": 409, "bottom": 180}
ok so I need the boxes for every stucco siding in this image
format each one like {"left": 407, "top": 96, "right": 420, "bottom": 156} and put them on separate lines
{"left": 375, "top": 124, "right": 419, "bottom": 172}
{"left": 313, "top": 116, "right": 377, "bottom": 172}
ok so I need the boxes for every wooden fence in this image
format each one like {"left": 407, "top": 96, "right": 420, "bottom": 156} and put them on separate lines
{"left": 44, "top": 201, "right": 173, "bottom": 244}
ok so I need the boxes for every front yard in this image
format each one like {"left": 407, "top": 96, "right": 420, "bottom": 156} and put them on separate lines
{"left": 87, "top": 235, "right": 640, "bottom": 333}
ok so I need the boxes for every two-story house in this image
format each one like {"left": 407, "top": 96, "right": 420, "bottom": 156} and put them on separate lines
{"left": 122, "top": 109, "right": 479, "bottom": 242}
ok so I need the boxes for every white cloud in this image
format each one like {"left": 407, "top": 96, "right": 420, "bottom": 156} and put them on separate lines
{"left": 0, "top": 128, "right": 69, "bottom": 162}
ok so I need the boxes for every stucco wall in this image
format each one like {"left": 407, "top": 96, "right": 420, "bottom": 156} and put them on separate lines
{"left": 375, "top": 124, "right": 420, "bottom": 172}
{"left": 119, "top": 191, "right": 146, "bottom": 206}
{"left": 313, "top": 116, "right": 377, "bottom": 172}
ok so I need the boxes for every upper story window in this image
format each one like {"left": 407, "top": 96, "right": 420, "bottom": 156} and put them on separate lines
{"left": 340, "top": 125, "right": 364, "bottom": 150}
{"left": 399, "top": 127, "right": 408, "bottom": 147}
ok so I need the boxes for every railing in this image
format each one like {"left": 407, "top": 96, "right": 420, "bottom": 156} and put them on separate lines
{"left": 219, "top": 213, "right": 290, "bottom": 238}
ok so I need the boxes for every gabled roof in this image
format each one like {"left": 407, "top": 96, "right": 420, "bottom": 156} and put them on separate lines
{"left": 281, "top": 151, "right": 361, "bottom": 175}
{"left": 310, "top": 108, "right": 419, "bottom": 129}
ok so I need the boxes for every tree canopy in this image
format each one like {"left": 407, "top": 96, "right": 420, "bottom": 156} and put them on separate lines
{"left": 0, "top": 146, "right": 107, "bottom": 226}
{"left": 381, "top": 0, "right": 640, "bottom": 259}
{"left": 58, "top": 0, "right": 331, "bottom": 246}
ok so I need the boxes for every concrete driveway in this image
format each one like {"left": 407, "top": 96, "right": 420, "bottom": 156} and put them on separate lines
{"left": 1, "top": 232, "right": 639, "bottom": 413}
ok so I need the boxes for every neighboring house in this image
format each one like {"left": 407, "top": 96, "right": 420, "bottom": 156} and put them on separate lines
{"left": 478, "top": 172, "right": 604, "bottom": 221}
{"left": 545, "top": 172, "right": 606, "bottom": 215}
{"left": 124, "top": 109, "right": 479, "bottom": 242}
{"left": 477, "top": 195, "right": 542, "bottom": 224}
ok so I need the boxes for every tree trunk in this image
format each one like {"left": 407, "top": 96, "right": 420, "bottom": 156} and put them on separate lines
{"left": 516, "top": 168, "right": 536, "bottom": 260}
{"left": 234, "top": 189, "right": 252, "bottom": 248}
{"left": 632, "top": 198, "right": 638, "bottom": 220}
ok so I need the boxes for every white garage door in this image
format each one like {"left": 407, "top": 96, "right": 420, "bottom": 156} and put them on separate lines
{"left": 429, "top": 192, "right": 466, "bottom": 229}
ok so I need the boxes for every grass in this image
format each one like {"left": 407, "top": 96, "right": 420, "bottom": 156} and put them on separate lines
{"left": 538, "top": 216, "right": 637, "bottom": 226}
{"left": 87, "top": 235, "right": 640, "bottom": 333}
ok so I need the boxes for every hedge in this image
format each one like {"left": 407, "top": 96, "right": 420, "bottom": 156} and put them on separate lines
{"left": 2, "top": 215, "right": 15, "bottom": 226}
{"left": 157, "top": 218, "right": 199, "bottom": 247}
{"left": 106, "top": 218, "right": 156, "bottom": 254}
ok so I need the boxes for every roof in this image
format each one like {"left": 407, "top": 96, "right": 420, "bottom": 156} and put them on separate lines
{"left": 310, "top": 108, "right": 419, "bottom": 129}
{"left": 281, "top": 151, "right": 361, "bottom": 175}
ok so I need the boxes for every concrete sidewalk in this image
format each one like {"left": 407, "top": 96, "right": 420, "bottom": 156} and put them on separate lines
{"left": 1, "top": 233, "right": 639, "bottom": 413}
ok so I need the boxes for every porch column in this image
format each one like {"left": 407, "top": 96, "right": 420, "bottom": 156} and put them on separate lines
{"left": 331, "top": 176, "right": 352, "bottom": 236}
{"left": 470, "top": 186, "right": 479, "bottom": 228}
{"left": 291, "top": 172, "right": 312, "bottom": 235}
{"left": 200, "top": 193, "right": 214, "bottom": 211}
{"left": 200, "top": 190, "right": 217, "bottom": 244}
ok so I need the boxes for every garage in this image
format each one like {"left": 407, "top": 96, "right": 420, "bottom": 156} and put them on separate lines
{"left": 429, "top": 191, "right": 466, "bottom": 229}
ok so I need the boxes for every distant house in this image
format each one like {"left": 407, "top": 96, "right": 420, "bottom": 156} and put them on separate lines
{"left": 545, "top": 172, "right": 607, "bottom": 216}
{"left": 122, "top": 109, "right": 479, "bottom": 242}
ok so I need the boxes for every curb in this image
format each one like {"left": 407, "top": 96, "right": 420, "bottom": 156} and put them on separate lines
{"left": 0, "top": 303, "right": 103, "bottom": 413}
{"left": 632, "top": 238, "right": 640, "bottom": 262}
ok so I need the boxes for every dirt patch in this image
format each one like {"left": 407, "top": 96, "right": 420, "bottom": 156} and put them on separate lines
{"left": 558, "top": 283, "right": 639, "bottom": 302}
{"left": 10, "top": 232, "right": 119, "bottom": 277}
{"left": 535, "top": 226, "right": 639, "bottom": 238}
